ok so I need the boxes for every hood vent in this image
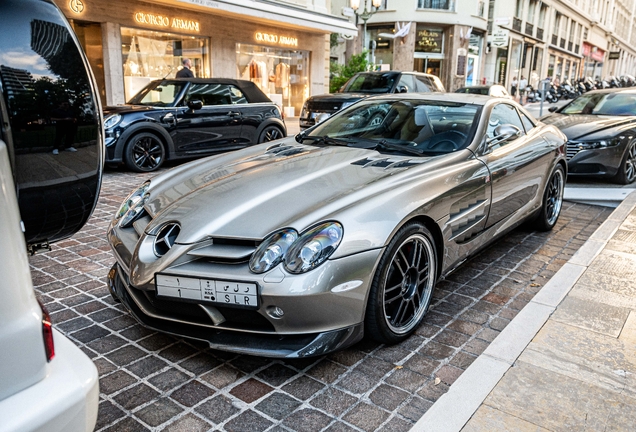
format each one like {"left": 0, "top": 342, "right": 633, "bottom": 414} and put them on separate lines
{"left": 265, "top": 144, "right": 307, "bottom": 157}
{"left": 351, "top": 157, "right": 424, "bottom": 169}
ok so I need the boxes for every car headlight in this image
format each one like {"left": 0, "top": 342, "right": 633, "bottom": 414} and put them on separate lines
{"left": 576, "top": 137, "right": 621, "bottom": 150}
{"left": 284, "top": 222, "right": 343, "bottom": 274}
{"left": 116, "top": 181, "right": 150, "bottom": 228}
{"left": 104, "top": 114, "right": 122, "bottom": 129}
{"left": 249, "top": 229, "right": 298, "bottom": 274}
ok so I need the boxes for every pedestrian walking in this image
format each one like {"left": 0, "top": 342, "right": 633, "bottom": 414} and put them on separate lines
{"left": 510, "top": 76, "right": 518, "bottom": 100}
{"left": 519, "top": 75, "right": 528, "bottom": 105}
{"left": 51, "top": 101, "right": 77, "bottom": 154}
{"left": 176, "top": 58, "right": 194, "bottom": 78}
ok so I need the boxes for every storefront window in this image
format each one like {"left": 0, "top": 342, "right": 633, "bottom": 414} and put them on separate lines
{"left": 368, "top": 26, "right": 395, "bottom": 68}
{"left": 414, "top": 58, "right": 442, "bottom": 77}
{"left": 236, "top": 43, "right": 309, "bottom": 116}
{"left": 121, "top": 27, "right": 209, "bottom": 101}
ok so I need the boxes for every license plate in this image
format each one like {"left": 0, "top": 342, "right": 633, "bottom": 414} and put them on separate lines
{"left": 155, "top": 274, "right": 259, "bottom": 308}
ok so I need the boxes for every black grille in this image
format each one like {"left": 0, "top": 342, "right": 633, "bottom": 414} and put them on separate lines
{"left": 144, "top": 291, "right": 275, "bottom": 332}
{"left": 566, "top": 142, "right": 581, "bottom": 160}
{"left": 307, "top": 101, "right": 342, "bottom": 112}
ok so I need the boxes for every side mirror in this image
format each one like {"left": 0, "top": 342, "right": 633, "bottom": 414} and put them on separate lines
{"left": 188, "top": 100, "right": 203, "bottom": 110}
{"left": 487, "top": 124, "right": 522, "bottom": 146}
{"left": 397, "top": 85, "right": 408, "bottom": 93}
{"left": 548, "top": 106, "right": 558, "bottom": 113}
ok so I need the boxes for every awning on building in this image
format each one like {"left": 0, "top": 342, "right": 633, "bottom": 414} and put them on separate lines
{"left": 156, "top": 0, "right": 358, "bottom": 36}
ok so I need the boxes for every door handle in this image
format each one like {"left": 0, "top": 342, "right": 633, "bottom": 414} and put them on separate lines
{"left": 228, "top": 111, "right": 241, "bottom": 117}
{"left": 163, "top": 113, "right": 176, "bottom": 125}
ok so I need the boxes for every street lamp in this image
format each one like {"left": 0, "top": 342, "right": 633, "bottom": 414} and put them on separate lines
{"left": 350, "top": 0, "right": 382, "bottom": 56}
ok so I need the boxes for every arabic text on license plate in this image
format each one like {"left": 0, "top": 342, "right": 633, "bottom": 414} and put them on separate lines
{"left": 156, "top": 275, "right": 258, "bottom": 307}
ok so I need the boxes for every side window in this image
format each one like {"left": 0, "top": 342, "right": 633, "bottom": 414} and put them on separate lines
{"left": 229, "top": 86, "right": 248, "bottom": 104}
{"left": 187, "top": 84, "right": 233, "bottom": 106}
{"left": 487, "top": 104, "right": 526, "bottom": 141}
{"left": 415, "top": 76, "right": 433, "bottom": 92}
{"left": 397, "top": 74, "right": 415, "bottom": 93}
{"left": 520, "top": 111, "right": 535, "bottom": 132}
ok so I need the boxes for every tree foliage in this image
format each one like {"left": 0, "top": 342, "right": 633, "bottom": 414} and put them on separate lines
{"left": 329, "top": 51, "right": 369, "bottom": 93}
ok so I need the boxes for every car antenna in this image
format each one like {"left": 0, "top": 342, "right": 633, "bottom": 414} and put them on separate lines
{"left": 161, "top": 66, "right": 174, "bottom": 80}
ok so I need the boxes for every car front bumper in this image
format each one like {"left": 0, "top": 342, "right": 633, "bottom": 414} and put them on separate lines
{"left": 566, "top": 142, "right": 625, "bottom": 177}
{"left": 107, "top": 219, "right": 383, "bottom": 357}
{"left": 108, "top": 262, "right": 368, "bottom": 358}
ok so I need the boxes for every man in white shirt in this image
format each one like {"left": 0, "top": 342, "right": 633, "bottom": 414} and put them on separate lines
{"left": 519, "top": 75, "right": 528, "bottom": 105}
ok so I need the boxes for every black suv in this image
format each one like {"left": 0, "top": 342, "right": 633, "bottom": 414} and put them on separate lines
{"left": 299, "top": 71, "right": 444, "bottom": 130}
{"left": 104, "top": 78, "right": 287, "bottom": 172}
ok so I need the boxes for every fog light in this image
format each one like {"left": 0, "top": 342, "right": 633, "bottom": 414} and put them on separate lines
{"left": 267, "top": 306, "right": 285, "bottom": 319}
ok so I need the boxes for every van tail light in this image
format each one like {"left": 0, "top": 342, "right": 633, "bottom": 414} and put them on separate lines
{"left": 37, "top": 299, "right": 55, "bottom": 362}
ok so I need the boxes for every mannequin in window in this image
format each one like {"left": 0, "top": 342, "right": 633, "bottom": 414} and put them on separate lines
{"left": 176, "top": 58, "right": 194, "bottom": 78}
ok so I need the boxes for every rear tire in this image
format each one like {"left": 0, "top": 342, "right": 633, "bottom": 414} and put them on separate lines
{"left": 124, "top": 132, "right": 165, "bottom": 173}
{"left": 613, "top": 141, "right": 636, "bottom": 185}
{"left": 533, "top": 165, "right": 565, "bottom": 231}
{"left": 365, "top": 223, "right": 437, "bottom": 344}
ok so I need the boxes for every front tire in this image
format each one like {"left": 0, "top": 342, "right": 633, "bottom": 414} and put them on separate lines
{"left": 533, "top": 165, "right": 565, "bottom": 231}
{"left": 258, "top": 125, "right": 284, "bottom": 143}
{"left": 124, "top": 132, "right": 166, "bottom": 172}
{"left": 365, "top": 223, "right": 437, "bottom": 344}
{"left": 613, "top": 141, "right": 636, "bottom": 185}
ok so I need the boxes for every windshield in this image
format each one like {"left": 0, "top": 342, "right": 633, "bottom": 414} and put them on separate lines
{"left": 305, "top": 99, "right": 482, "bottom": 156}
{"left": 342, "top": 73, "right": 399, "bottom": 93}
{"left": 561, "top": 92, "right": 636, "bottom": 116}
{"left": 128, "top": 81, "right": 187, "bottom": 106}
{"left": 456, "top": 87, "right": 489, "bottom": 95}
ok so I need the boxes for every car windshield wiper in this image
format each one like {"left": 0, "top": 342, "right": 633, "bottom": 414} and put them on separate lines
{"left": 296, "top": 134, "right": 353, "bottom": 146}
{"left": 375, "top": 140, "right": 425, "bottom": 157}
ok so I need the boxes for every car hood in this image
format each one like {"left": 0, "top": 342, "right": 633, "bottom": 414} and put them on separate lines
{"left": 103, "top": 104, "right": 160, "bottom": 116}
{"left": 144, "top": 139, "right": 441, "bottom": 243}
{"left": 541, "top": 113, "right": 636, "bottom": 140}
{"left": 307, "top": 93, "right": 371, "bottom": 103}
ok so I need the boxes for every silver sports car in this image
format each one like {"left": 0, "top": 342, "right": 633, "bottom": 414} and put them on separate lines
{"left": 107, "top": 94, "right": 567, "bottom": 358}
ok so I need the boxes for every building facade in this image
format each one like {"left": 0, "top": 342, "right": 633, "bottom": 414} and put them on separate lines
{"left": 331, "top": 0, "right": 636, "bottom": 93}
{"left": 485, "top": 0, "right": 636, "bottom": 91}
{"left": 53, "top": 0, "right": 356, "bottom": 115}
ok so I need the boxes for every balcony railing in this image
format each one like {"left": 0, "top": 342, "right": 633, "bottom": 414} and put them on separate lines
{"left": 525, "top": 23, "right": 534, "bottom": 36}
{"left": 536, "top": 28, "right": 544, "bottom": 40}
{"left": 551, "top": 34, "right": 558, "bottom": 45}
{"left": 560, "top": 37, "right": 566, "bottom": 48}
{"left": 513, "top": 17, "right": 522, "bottom": 32}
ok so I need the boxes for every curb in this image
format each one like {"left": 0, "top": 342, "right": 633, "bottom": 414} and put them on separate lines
{"left": 410, "top": 190, "right": 636, "bottom": 432}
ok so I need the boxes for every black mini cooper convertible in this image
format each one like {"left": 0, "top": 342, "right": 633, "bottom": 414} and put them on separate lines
{"left": 103, "top": 78, "right": 287, "bottom": 172}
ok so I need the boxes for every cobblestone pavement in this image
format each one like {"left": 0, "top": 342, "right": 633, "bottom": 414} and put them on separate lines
{"left": 30, "top": 168, "right": 612, "bottom": 432}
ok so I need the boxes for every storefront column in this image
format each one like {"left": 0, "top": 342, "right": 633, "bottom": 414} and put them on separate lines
{"left": 392, "top": 23, "right": 416, "bottom": 71}
{"left": 102, "top": 22, "right": 125, "bottom": 105}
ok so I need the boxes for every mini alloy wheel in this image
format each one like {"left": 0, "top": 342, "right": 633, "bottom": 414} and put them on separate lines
{"left": 259, "top": 126, "right": 284, "bottom": 143}
{"left": 125, "top": 132, "right": 165, "bottom": 172}
{"left": 533, "top": 165, "right": 564, "bottom": 231}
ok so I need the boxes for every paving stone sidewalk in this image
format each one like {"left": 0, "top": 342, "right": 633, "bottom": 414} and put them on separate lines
{"left": 29, "top": 169, "right": 612, "bottom": 432}
{"left": 415, "top": 191, "right": 636, "bottom": 432}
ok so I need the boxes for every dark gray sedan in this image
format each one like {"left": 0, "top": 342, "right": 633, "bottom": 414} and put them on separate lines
{"left": 542, "top": 88, "right": 636, "bottom": 184}
{"left": 107, "top": 94, "right": 567, "bottom": 358}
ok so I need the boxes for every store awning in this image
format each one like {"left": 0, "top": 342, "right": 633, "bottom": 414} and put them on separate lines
{"left": 157, "top": 0, "right": 358, "bottom": 36}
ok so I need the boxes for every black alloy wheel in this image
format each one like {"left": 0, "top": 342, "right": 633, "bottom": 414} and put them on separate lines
{"left": 614, "top": 141, "right": 636, "bottom": 185}
{"left": 124, "top": 132, "right": 166, "bottom": 173}
{"left": 258, "top": 126, "right": 284, "bottom": 143}
{"left": 533, "top": 165, "right": 565, "bottom": 231}
{"left": 365, "top": 223, "right": 437, "bottom": 344}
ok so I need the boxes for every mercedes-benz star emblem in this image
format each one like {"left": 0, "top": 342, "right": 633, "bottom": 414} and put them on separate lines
{"left": 154, "top": 223, "right": 180, "bottom": 257}
{"left": 69, "top": 0, "right": 84, "bottom": 14}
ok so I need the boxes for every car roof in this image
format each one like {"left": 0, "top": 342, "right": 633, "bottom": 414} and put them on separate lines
{"left": 152, "top": 78, "right": 272, "bottom": 103}
{"left": 366, "top": 92, "right": 501, "bottom": 106}
{"left": 355, "top": 70, "right": 438, "bottom": 78}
